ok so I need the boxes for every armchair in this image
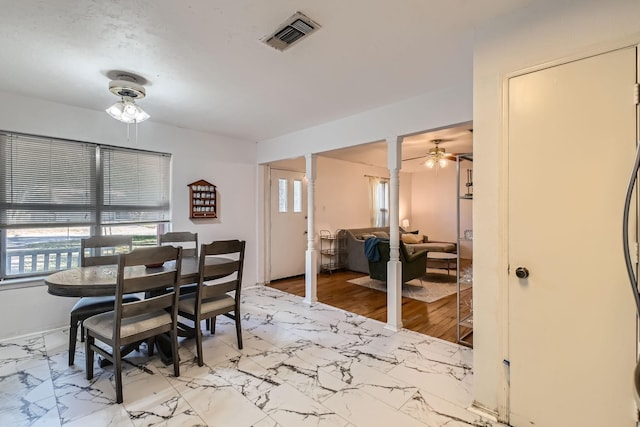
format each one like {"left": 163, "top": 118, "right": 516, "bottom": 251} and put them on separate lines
{"left": 367, "top": 240, "right": 428, "bottom": 283}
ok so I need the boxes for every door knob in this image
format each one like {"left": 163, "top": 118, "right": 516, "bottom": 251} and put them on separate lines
{"left": 515, "top": 267, "right": 529, "bottom": 279}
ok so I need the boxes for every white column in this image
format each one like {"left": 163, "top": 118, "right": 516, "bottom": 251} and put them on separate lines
{"left": 256, "top": 164, "right": 267, "bottom": 286}
{"left": 304, "top": 153, "right": 318, "bottom": 304}
{"left": 385, "top": 136, "right": 403, "bottom": 331}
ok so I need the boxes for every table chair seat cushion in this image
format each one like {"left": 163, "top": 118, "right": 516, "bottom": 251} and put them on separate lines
{"left": 71, "top": 295, "right": 141, "bottom": 317}
{"left": 84, "top": 310, "right": 172, "bottom": 340}
{"left": 178, "top": 294, "right": 235, "bottom": 316}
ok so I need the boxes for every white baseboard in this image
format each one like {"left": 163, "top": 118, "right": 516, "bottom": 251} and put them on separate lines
{"left": 468, "top": 400, "right": 500, "bottom": 422}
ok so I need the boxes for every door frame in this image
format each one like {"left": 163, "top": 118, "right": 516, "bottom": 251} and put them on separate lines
{"left": 265, "top": 165, "right": 308, "bottom": 282}
{"left": 497, "top": 41, "right": 640, "bottom": 423}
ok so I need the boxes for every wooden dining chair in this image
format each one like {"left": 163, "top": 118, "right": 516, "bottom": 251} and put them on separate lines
{"left": 159, "top": 231, "right": 199, "bottom": 296}
{"left": 159, "top": 231, "right": 198, "bottom": 257}
{"left": 68, "top": 235, "right": 138, "bottom": 365}
{"left": 84, "top": 245, "right": 183, "bottom": 404}
{"left": 177, "top": 240, "right": 246, "bottom": 366}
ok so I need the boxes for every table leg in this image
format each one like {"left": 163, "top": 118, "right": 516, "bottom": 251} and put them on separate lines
{"left": 154, "top": 333, "right": 175, "bottom": 365}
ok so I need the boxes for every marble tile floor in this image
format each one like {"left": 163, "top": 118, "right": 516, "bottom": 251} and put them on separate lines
{"left": 0, "top": 286, "right": 502, "bottom": 427}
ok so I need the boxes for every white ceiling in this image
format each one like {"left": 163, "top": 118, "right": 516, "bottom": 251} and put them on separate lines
{"left": 272, "top": 121, "right": 473, "bottom": 173}
{"left": 320, "top": 122, "right": 473, "bottom": 173}
{"left": 0, "top": 1, "right": 534, "bottom": 141}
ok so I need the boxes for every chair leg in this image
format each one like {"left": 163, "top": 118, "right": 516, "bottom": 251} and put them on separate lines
{"left": 147, "top": 337, "right": 155, "bottom": 356}
{"left": 210, "top": 316, "right": 216, "bottom": 334}
{"left": 114, "top": 346, "right": 123, "bottom": 404}
{"left": 235, "top": 312, "right": 243, "bottom": 350}
{"left": 196, "top": 321, "right": 204, "bottom": 367}
{"left": 69, "top": 318, "right": 78, "bottom": 366}
{"left": 171, "top": 330, "right": 180, "bottom": 377}
{"left": 85, "top": 334, "right": 94, "bottom": 380}
{"left": 79, "top": 321, "right": 85, "bottom": 342}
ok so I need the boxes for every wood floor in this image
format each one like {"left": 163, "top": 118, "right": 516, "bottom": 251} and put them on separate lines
{"left": 268, "top": 269, "right": 473, "bottom": 346}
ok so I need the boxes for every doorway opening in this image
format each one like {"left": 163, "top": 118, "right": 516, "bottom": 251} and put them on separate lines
{"left": 266, "top": 123, "right": 474, "bottom": 346}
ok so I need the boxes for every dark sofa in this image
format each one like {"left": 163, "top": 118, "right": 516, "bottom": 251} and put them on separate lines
{"left": 367, "top": 240, "right": 428, "bottom": 283}
{"left": 344, "top": 226, "right": 456, "bottom": 274}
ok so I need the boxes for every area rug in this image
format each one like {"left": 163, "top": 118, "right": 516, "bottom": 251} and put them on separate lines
{"left": 347, "top": 270, "right": 471, "bottom": 303}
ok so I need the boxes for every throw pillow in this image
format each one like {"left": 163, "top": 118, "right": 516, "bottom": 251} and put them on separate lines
{"left": 372, "top": 231, "right": 389, "bottom": 239}
{"left": 359, "top": 233, "right": 376, "bottom": 240}
{"left": 401, "top": 233, "right": 422, "bottom": 244}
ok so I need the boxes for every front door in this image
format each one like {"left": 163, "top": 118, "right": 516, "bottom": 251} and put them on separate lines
{"left": 270, "top": 169, "right": 307, "bottom": 280}
{"left": 508, "top": 47, "right": 637, "bottom": 426}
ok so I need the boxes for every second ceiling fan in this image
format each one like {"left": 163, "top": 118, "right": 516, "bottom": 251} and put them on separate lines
{"left": 403, "top": 139, "right": 457, "bottom": 169}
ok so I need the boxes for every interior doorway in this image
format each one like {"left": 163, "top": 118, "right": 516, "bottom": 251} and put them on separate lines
{"left": 266, "top": 124, "right": 474, "bottom": 346}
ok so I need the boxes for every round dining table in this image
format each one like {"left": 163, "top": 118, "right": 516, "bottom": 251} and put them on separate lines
{"left": 44, "top": 256, "right": 232, "bottom": 297}
{"left": 44, "top": 255, "right": 236, "bottom": 365}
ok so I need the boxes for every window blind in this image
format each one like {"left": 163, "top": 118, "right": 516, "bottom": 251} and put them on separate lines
{"left": 0, "top": 132, "right": 97, "bottom": 227}
{"left": 101, "top": 146, "right": 171, "bottom": 224}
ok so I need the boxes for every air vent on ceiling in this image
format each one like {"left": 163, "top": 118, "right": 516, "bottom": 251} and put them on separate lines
{"left": 262, "top": 12, "right": 320, "bottom": 51}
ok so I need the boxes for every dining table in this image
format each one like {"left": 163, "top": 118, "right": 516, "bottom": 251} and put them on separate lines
{"left": 44, "top": 255, "right": 235, "bottom": 365}
{"left": 44, "top": 256, "right": 235, "bottom": 297}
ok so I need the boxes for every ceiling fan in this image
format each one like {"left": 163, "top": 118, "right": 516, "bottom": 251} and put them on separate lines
{"left": 402, "top": 139, "right": 457, "bottom": 168}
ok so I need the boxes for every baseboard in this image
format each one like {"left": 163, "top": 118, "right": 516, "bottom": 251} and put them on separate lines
{"left": 468, "top": 400, "right": 500, "bottom": 422}
{"left": 0, "top": 325, "right": 66, "bottom": 343}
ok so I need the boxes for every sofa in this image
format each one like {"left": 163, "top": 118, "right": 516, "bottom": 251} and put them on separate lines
{"left": 344, "top": 226, "right": 456, "bottom": 274}
{"left": 368, "top": 240, "right": 428, "bottom": 283}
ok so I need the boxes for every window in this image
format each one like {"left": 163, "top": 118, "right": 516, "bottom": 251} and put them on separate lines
{"left": 368, "top": 176, "right": 389, "bottom": 227}
{"left": 0, "top": 131, "right": 171, "bottom": 279}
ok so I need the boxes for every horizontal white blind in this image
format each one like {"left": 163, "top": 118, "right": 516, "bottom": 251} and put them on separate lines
{"left": 101, "top": 147, "right": 171, "bottom": 224}
{"left": 0, "top": 132, "right": 97, "bottom": 226}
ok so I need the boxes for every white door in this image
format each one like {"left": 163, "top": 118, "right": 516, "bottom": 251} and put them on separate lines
{"left": 270, "top": 169, "right": 307, "bottom": 280}
{"left": 508, "top": 47, "right": 637, "bottom": 426}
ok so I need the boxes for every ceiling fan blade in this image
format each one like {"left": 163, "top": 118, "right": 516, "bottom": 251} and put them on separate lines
{"left": 403, "top": 153, "right": 463, "bottom": 162}
{"left": 402, "top": 155, "right": 428, "bottom": 162}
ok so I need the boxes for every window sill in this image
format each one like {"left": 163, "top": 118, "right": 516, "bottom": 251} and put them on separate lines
{"left": 0, "top": 276, "right": 46, "bottom": 291}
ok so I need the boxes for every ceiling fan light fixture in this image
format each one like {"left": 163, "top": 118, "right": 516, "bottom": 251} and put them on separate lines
{"left": 106, "top": 75, "right": 150, "bottom": 124}
{"left": 106, "top": 96, "right": 150, "bottom": 124}
{"left": 424, "top": 140, "right": 447, "bottom": 169}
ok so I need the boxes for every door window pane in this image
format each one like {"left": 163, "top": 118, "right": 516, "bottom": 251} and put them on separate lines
{"left": 293, "top": 179, "right": 302, "bottom": 213}
{"left": 278, "top": 178, "right": 288, "bottom": 212}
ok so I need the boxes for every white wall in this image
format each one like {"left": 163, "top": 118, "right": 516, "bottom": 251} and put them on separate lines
{"left": 314, "top": 156, "right": 412, "bottom": 233}
{"left": 410, "top": 158, "right": 472, "bottom": 259}
{"left": 473, "top": 0, "right": 640, "bottom": 416}
{"left": 0, "top": 91, "right": 257, "bottom": 340}
{"left": 256, "top": 82, "right": 472, "bottom": 163}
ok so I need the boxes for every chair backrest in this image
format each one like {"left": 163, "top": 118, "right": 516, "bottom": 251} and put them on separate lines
{"left": 81, "top": 235, "right": 133, "bottom": 267}
{"left": 159, "top": 232, "right": 198, "bottom": 257}
{"left": 371, "top": 240, "right": 412, "bottom": 263}
{"left": 113, "top": 246, "right": 183, "bottom": 342}
{"left": 197, "top": 240, "right": 246, "bottom": 301}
